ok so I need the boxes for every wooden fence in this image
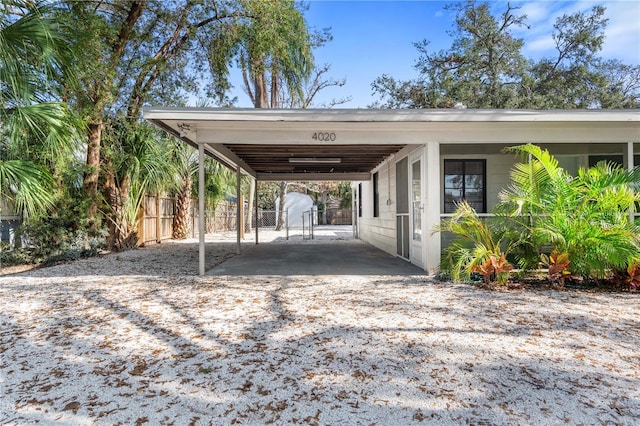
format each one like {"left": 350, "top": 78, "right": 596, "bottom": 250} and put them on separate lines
{"left": 137, "top": 194, "right": 175, "bottom": 246}
{"left": 137, "top": 197, "right": 241, "bottom": 246}
{"left": 324, "top": 208, "right": 353, "bottom": 225}
{"left": 136, "top": 197, "right": 352, "bottom": 245}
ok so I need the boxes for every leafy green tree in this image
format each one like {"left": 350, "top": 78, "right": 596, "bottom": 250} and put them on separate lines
{"left": 373, "top": 1, "right": 639, "bottom": 109}
{"left": 373, "top": 1, "right": 528, "bottom": 108}
{"left": 521, "top": 6, "right": 609, "bottom": 108}
{"left": 220, "top": 0, "right": 314, "bottom": 231}
{"left": 55, "top": 0, "right": 267, "bottom": 223}
{"left": 233, "top": 0, "right": 314, "bottom": 108}
{"left": 592, "top": 60, "right": 640, "bottom": 108}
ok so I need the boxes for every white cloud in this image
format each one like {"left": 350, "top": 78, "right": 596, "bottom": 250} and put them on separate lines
{"left": 517, "top": 2, "right": 551, "bottom": 23}
{"left": 597, "top": 0, "right": 640, "bottom": 63}
{"left": 513, "top": 1, "right": 640, "bottom": 64}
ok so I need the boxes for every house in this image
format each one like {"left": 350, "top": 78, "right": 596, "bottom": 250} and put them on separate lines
{"left": 0, "top": 199, "right": 20, "bottom": 247}
{"left": 144, "top": 108, "right": 640, "bottom": 275}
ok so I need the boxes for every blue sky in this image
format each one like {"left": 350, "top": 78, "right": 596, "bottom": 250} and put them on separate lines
{"left": 228, "top": 0, "right": 640, "bottom": 108}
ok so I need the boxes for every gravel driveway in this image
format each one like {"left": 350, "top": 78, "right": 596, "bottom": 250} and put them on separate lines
{"left": 1, "top": 235, "right": 639, "bottom": 425}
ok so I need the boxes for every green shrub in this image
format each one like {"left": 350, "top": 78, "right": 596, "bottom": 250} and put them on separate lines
{"left": 499, "top": 144, "right": 640, "bottom": 280}
{"left": 15, "top": 193, "right": 107, "bottom": 265}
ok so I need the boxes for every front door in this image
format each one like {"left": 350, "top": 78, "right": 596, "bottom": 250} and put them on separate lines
{"left": 410, "top": 151, "right": 424, "bottom": 268}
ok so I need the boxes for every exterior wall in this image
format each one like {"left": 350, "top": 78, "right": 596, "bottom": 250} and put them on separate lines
{"left": 440, "top": 142, "right": 640, "bottom": 213}
{"left": 357, "top": 141, "right": 640, "bottom": 273}
{"left": 356, "top": 145, "right": 421, "bottom": 258}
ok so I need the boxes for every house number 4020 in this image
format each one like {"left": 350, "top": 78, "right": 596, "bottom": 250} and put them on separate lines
{"left": 312, "top": 132, "right": 336, "bottom": 141}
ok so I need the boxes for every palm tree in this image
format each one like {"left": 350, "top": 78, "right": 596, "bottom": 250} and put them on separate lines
{"left": 102, "top": 121, "right": 173, "bottom": 250}
{"left": 227, "top": 1, "right": 313, "bottom": 232}
{"left": 168, "top": 141, "right": 198, "bottom": 240}
{"left": 1, "top": 0, "right": 74, "bottom": 219}
{"left": 168, "top": 140, "right": 236, "bottom": 240}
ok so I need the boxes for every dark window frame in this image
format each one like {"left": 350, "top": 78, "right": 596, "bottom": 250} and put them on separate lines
{"left": 444, "top": 159, "right": 487, "bottom": 213}
{"left": 588, "top": 154, "right": 640, "bottom": 168}
{"left": 358, "top": 183, "right": 362, "bottom": 218}
{"left": 373, "top": 172, "right": 379, "bottom": 217}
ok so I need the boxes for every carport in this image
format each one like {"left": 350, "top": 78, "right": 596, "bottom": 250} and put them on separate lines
{"left": 144, "top": 107, "right": 410, "bottom": 275}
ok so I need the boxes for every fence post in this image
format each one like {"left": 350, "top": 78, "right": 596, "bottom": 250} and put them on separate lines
{"left": 286, "top": 209, "right": 289, "bottom": 240}
{"left": 137, "top": 196, "right": 145, "bottom": 247}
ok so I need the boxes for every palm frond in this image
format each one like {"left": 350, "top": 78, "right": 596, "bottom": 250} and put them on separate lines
{"left": 0, "top": 159, "right": 54, "bottom": 217}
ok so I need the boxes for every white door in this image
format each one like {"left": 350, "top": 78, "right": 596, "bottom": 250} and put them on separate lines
{"left": 410, "top": 150, "right": 424, "bottom": 268}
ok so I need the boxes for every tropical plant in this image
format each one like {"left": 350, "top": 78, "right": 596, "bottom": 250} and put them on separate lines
{"left": 17, "top": 189, "right": 106, "bottom": 264}
{"left": 498, "top": 144, "right": 640, "bottom": 279}
{"left": 1, "top": 0, "right": 75, "bottom": 219}
{"left": 539, "top": 250, "right": 581, "bottom": 289}
{"left": 614, "top": 264, "right": 640, "bottom": 291}
{"left": 472, "top": 253, "right": 513, "bottom": 285}
{"left": 101, "top": 121, "right": 172, "bottom": 250}
{"left": 438, "top": 200, "right": 515, "bottom": 283}
{"left": 168, "top": 141, "right": 198, "bottom": 239}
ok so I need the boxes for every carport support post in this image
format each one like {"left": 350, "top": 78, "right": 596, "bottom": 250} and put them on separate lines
{"left": 424, "top": 141, "right": 441, "bottom": 274}
{"left": 236, "top": 165, "right": 242, "bottom": 254}
{"left": 255, "top": 179, "right": 259, "bottom": 245}
{"left": 198, "top": 142, "right": 205, "bottom": 276}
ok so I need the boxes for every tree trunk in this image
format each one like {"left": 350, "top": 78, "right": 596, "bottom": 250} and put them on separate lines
{"left": 253, "top": 73, "right": 269, "bottom": 108}
{"left": 275, "top": 181, "right": 288, "bottom": 231}
{"left": 102, "top": 166, "right": 119, "bottom": 250}
{"left": 172, "top": 173, "right": 192, "bottom": 239}
{"left": 102, "top": 161, "right": 138, "bottom": 251}
{"left": 83, "top": 119, "right": 103, "bottom": 223}
{"left": 321, "top": 190, "right": 328, "bottom": 225}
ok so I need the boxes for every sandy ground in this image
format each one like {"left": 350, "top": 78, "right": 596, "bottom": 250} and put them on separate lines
{"left": 1, "top": 229, "right": 639, "bottom": 425}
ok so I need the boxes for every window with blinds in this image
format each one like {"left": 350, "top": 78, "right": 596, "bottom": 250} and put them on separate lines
{"left": 444, "top": 159, "right": 486, "bottom": 213}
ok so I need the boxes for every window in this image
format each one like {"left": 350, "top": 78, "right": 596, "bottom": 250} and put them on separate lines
{"left": 358, "top": 183, "right": 362, "bottom": 217}
{"left": 373, "top": 172, "right": 379, "bottom": 217}
{"left": 444, "top": 159, "right": 486, "bottom": 213}
{"left": 588, "top": 154, "right": 640, "bottom": 168}
{"left": 395, "top": 157, "right": 409, "bottom": 214}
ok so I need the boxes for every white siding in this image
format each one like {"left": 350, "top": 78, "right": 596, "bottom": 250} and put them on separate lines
{"left": 356, "top": 141, "right": 640, "bottom": 267}
{"left": 356, "top": 145, "right": 421, "bottom": 257}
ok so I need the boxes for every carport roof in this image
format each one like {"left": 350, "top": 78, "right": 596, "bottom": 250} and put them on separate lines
{"left": 143, "top": 107, "right": 640, "bottom": 181}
